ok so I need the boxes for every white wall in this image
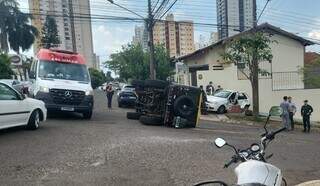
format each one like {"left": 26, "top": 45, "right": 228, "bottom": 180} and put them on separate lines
{"left": 184, "top": 33, "right": 319, "bottom": 121}
{"left": 197, "top": 65, "right": 320, "bottom": 122}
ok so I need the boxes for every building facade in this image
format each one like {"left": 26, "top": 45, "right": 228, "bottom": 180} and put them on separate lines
{"left": 133, "top": 25, "right": 149, "bottom": 50}
{"left": 133, "top": 14, "right": 195, "bottom": 57}
{"left": 29, "top": 0, "right": 97, "bottom": 68}
{"left": 177, "top": 23, "right": 320, "bottom": 121}
{"left": 216, "top": 0, "right": 256, "bottom": 39}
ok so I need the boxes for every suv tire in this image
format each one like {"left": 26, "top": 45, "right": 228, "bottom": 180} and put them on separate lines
{"left": 127, "top": 112, "right": 141, "bottom": 120}
{"left": 139, "top": 115, "right": 163, "bottom": 125}
{"left": 174, "top": 95, "right": 196, "bottom": 119}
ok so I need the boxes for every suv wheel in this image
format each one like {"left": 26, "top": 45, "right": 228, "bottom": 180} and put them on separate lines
{"left": 27, "top": 110, "right": 40, "bottom": 130}
{"left": 174, "top": 95, "right": 196, "bottom": 119}
{"left": 139, "top": 115, "right": 163, "bottom": 125}
{"left": 126, "top": 112, "right": 141, "bottom": 120}
{"left": 83, "top": 109, "right": 93, "bottom": 119}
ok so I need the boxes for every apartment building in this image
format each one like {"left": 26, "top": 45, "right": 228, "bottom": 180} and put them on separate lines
{"left": 216, "top": 0, "right": 256, "bottom": 39}
{"left": 29, "top": 0, "right": 97, "bottom": 68}
{"left": 134, "top": 14, "right": 195, "bottom": 57}
{"left": 133, "top": 25, "right": 149, "bottom": 51}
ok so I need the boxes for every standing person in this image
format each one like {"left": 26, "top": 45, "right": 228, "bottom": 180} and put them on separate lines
{"left": 301, "top": 100, "right": 313, "bottom": 133}
{"left": 280, "top": 96, "right": 290, "bottom": 130}
{"left": 200, "top": 85, "right": 208, "bottom": 115}
{"left": 206, "top": 81, "right": 214, "bottom": 95}
{"left": 216, "top": 85, "right": 223, "bottom": 93}
{"left": 288, "top": 96, "right": 297, "bottom": 130}
{"left": 106, "top": 83, "right": 114, "bottom": 109}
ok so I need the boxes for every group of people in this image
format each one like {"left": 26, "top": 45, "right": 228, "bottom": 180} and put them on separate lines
{"left": 205, "top": 81, "right": 222, "bottom": 96}
{"left": 280, "top": 96, "right": 313, "bottom": 132}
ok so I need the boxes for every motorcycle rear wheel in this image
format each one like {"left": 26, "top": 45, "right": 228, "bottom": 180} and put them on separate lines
{"left": 193, "top": 180, "right": 228, "bottom": 186}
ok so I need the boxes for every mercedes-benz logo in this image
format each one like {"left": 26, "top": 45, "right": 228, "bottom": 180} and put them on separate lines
{"left": 65, "top": 91, "right": 72, "bottom": 98}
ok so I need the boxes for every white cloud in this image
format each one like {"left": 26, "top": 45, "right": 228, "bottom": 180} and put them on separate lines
{"left": 92, "top": 24, "right": 134, "bottom": 62}
{"left": 308, "top": 30, "right": 320, "bottom": 40}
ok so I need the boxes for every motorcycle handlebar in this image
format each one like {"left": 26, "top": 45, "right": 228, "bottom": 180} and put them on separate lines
{"left": 224, "top": 155, "right": 237, "bottom": 168}
{"left": 266, "top": 127, "right": 287, "bottom": 140}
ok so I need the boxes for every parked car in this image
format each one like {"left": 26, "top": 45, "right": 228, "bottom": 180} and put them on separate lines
{"left": 0, "top": 81, "right": 47, "bottom": 130}
{"left": 0, "top": 79, "right": 24, "bottom": 93}
{"left": 206, "top": 90, "right": 250, "bottom": 114}
{"left": 117, "top": 85, "right": 136, "bottom": 107}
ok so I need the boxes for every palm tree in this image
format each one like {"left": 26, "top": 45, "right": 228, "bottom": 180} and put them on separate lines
{"left": 0, "top": 0, "right": 38, "bottom": 53}
{"left": 8, "top": 12, "right": 39, "bottom": 54}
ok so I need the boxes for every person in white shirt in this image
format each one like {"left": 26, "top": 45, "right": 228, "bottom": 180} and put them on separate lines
{"left": 288, "top": 96, "right": 297, "bottom": 130}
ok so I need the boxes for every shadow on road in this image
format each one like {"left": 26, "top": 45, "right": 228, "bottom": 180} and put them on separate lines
{"left": 47, "top": 111, "right": 84, "bottom": 120}
{"left": 0, "top": 126, "right": 27, "bottom": 136}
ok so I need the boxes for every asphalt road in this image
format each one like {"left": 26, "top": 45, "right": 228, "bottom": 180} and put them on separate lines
{"left": 0, "top": 90, "right": 319, "bottom": 186}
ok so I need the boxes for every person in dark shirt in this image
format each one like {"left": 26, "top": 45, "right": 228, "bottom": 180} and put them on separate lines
{"left": 206, "top": 81, "right": 214, "bottom": 95}
{"left": 200, "top": 85, "right": 208, "bottom": 115}
{"left": 105, "top": 83, "right": 114, "bottom": 109}
{"left": 301, "top": 100, "right": 313, "bottom": 133}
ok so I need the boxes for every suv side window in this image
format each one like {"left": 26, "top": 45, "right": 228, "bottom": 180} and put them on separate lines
{"left": 0, "top": 84, "right": 20, "bottom": 100}
{"left": 238, "top": 93, "right": 247, "bottom": 100}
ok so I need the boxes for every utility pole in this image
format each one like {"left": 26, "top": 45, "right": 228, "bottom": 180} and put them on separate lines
{"left": 251, "top": 0, "right": 270, "bottom": 117}
{"left": 147, "top": 0, "right": 156, "bottom": 80}
{"left": 107, "top": 0, "right": 178, "bottom": 80}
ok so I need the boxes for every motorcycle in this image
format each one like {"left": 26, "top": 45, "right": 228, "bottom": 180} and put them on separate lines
{"left": 194, "top": 106, "right": 288, "bottom": 186}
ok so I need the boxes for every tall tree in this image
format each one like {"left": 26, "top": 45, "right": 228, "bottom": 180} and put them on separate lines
{"left": 223, "top": 32, "right": 273, "bottom": 118}
{"left": 8, "top": 12, "right": 38, "bottom": 54}
{"left": 0, "top": 0, "right": 38, "bottom": 53}
{"left": 106, "top": 44, "right": 173, "bottom": 82}
{"left": 41, "top": 16, "right": 60, "bottom": 49}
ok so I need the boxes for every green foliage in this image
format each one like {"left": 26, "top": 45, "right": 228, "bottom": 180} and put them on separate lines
{"left": 105, "top": 44, "right": 173, "bottom": 81}
{"left": 89, "top": 68, "right": 107, "bottom": 89}
{"left": 0, "top": 0, "right": 38, "bottom": 53}
{"left": 0, "top": 54, "right": 14, "bottom": 79}
{"left": 302, "top": 58, "right": 320, "bottom": 89}
{"left": 41, "top": 16, "right": 60, "bottom": 49}
{"left": 223, "top": 32, "right": 273, "bottom": 81}
{"left": 223, "top": 32, "right": 274, "bottom": 117}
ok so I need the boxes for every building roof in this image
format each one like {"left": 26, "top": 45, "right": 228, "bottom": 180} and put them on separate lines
{"left": 178, "top": 23, "right": 315, "bottom": 61}
{"left": 305, "top": 52, "right": 320, "bottom": 65}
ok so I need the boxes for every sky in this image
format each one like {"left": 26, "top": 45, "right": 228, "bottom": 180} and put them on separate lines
{"left": 17, "top": 0, "right": 320, "bottom": 63}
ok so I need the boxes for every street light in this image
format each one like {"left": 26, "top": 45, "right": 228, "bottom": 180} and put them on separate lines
{"left": 106, "top": 0, "right": 145, "bottom": 19}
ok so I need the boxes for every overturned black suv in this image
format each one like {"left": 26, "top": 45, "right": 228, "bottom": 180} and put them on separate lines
{"left": 126, "top": 79, "right": 202, "bottom": 128}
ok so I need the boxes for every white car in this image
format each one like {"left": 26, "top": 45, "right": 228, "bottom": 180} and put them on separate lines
{"left": 0, "top": 82, "right": 47, "bottom": 130}
{"left": 206, "top": 90, "right": 250, "bottom": 114}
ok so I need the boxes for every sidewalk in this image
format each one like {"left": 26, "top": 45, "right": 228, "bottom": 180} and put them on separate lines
{"left": 199, "top": 113, "right": 320, "bottom": 131}
{"left": 200, "top": 113, "right": 253, "bottom": 125}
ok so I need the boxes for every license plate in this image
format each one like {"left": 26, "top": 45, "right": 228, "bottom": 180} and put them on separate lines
{"left": 129, "top": 96, "right": 136, "bottom": 99}
{"left": 61, "top": 107, "right": 74, "bottom": 111}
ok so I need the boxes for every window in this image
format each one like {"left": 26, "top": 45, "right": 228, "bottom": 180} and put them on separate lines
{"left": 0, "top": 84, "right": 19, "bottom": 100}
